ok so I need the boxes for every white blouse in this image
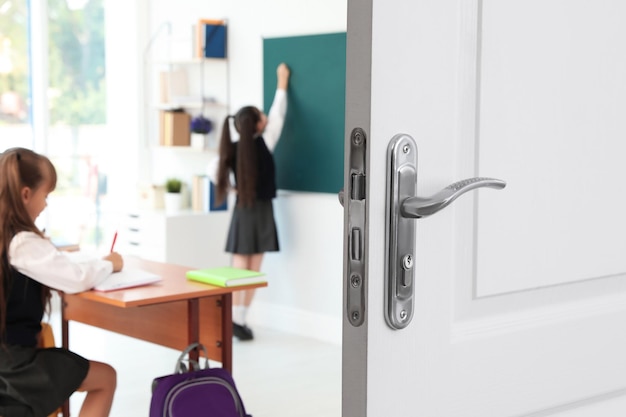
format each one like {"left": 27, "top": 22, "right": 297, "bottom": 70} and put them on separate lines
{"left": 9, "top": 231, "right": 113, "bottom": 294}
{"left": 262, "top": 88, "right": 288, "bottom": 152}
{"left": 206, "top": 88, "right": 288, "bottom": 183}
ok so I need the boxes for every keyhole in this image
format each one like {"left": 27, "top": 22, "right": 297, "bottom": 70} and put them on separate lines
{"left": 402, "top": 254, "right": 413, "bottom": 270}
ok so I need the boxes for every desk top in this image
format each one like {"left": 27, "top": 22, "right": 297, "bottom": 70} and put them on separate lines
{"left": 70, "top": 257, "right": 267, "bottom": 308}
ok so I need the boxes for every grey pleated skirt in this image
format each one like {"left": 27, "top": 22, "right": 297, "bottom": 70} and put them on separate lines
{"left": 0, "top": 345, "right": 89, "bottom": 417}
{"left": 226, "top": 200, "right": 280, "bottom": 255}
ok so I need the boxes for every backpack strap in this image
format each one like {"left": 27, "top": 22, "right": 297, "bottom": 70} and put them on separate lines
{"left": 175, "top": 342, "right": 210, "bottom": 373}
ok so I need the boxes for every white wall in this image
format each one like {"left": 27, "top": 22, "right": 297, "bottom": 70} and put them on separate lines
{"left": 109, "top": 0, "right": 348, "bottom": 344}
{"left": 104, "top": 0, "right": 147, "bottom": 206}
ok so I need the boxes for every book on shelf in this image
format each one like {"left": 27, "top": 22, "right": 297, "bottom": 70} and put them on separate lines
{"left": 159, "top": 69, "right": 188, "bottom": 104}
{"left": 186, "top": 267, "right": 266, "bottom": 287}
{"left": 192, "top": 175, "right": 207, "bottom": 211}
{"left": 192, "top": 175, "right": 227, "bottom": 212}
{"left": 159, "top": 110, "right": 190, "bottom": 146}
{"left": 196, "top": 19, "right": 227, "bottom": 58}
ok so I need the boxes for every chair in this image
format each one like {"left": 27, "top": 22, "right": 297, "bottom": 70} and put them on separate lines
{"left": 39, "top": 322, "right": 56, "bottom": 349}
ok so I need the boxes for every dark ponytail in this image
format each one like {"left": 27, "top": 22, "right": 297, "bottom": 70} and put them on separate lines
{"left": 216, "top": 107, "right": 261, "bottom": 207}
{"left": 0, "top": 148, "right": 56, "bottom": 342}
{"left": 216, "top": 116, "right": 235, "bottom": 206}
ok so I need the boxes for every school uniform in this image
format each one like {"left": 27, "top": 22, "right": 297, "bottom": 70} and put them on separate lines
{"left": 209, "top": 88, "right": 288, "bottom": 255}
{"left": 0, "top": 232, "right": 112, "bottom": 417}
{"left": 227, "top": 89, "right": 287, "bottom": 254}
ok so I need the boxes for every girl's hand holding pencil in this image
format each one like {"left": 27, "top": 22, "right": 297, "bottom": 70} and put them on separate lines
{"left": 104, "top": 231, "right": 124, "bottom": 272}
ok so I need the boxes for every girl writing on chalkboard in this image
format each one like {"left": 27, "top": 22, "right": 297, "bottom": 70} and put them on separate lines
{"left": 211, "top": 62, "right": 290, "bottom": 341}
{"left": 0, "top": 147, "right": 122, "bottom": 417}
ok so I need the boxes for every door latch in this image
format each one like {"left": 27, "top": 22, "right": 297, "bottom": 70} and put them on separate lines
{"left": 385, "top": 134, "right": 506, "bottom": 330}
{"left": 342, "top": 127, "right": 367, "bottom": 327}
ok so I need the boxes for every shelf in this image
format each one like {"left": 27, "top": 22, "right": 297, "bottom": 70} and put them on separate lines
{"left": 144, "top": 25, "right": 229, "bottom": 155}
{"left": 151, "top": 144, "right": 219, "bottom": 154}
{"left": 154, "top": 99, "right": 227, "bottom": 111}
{"left": 151, "top": 57, "right": 227, "bottom": 65}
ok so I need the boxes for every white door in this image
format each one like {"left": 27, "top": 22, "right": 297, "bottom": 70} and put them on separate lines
{"left": 342, "top": 1, "right": 626, "bottom": 416}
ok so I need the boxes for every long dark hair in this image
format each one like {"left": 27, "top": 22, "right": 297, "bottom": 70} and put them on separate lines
{"left": 216, "top": 106, "right": 261, "bottom": 207}
{"left": 0, "top": 148, "right": 56, "bottom": 338}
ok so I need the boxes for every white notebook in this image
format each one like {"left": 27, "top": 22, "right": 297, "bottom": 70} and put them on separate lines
{"left": 94, "top": 268, "right": 162, "bottom": 292}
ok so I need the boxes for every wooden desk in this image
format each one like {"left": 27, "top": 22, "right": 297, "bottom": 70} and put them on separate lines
{"left": 61, "top": 257, "right": 266, "bottom": 416}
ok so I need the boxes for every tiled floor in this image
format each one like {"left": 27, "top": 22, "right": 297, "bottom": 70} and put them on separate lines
{"left": 48, "top": 312, "right": 342, "bottom": 417}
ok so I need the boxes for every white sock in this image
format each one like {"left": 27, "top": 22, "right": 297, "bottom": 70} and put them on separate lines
{"left": 240, "top": 306, "right": 249, "bottom": 325}
{"left": 233, "top": 306, "right": 245, "bottom": 325}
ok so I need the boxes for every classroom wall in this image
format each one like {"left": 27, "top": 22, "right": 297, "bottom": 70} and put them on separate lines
{"left": 141, "top": 0, "right": 348, "bottom": 344}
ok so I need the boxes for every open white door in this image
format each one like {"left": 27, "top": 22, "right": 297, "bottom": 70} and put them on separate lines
{"left": 342, "top": 1, "right": 626, "bottom": 416}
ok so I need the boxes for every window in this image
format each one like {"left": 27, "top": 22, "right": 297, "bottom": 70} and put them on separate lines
{"left": 0, "top": 0, "right": 32, "bottom": 148}
{"left": 1, "top": 0, "right": 117, "bottom": 251}
{"left": 45, "top": 0, "right": 110, "bottom": 248}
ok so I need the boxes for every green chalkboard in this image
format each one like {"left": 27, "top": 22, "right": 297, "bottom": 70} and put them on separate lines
{"left": 263, "top": 32, "right": 346, "bottom": 194}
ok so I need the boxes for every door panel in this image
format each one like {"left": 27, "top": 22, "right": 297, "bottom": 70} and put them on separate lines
{"left": 343, "top": 0, "right": 626, "bottom": 416}
{"left": 476, "top": 0, "right": 626, "bottom": 295}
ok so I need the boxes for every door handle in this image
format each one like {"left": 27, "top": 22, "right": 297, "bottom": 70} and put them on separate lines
{"left": 385, "top": 134, "right": 506, "bottom": 330}
{"left": 401, "top": 177, "right": 506, "bottom": 219}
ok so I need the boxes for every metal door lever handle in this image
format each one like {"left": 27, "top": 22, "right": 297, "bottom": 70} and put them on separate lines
{"left": 401, "top": 177, "right": 506, "bottom": 219}
{"left": 385, "top": 134, "right": 507, "bottom": 330}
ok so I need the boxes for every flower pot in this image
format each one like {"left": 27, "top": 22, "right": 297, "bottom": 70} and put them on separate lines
{"left": 190, "top": 133, "right": 207, "bottom": 150}
{"left": 164, "top": 192, "right": 182, "bottom": 214}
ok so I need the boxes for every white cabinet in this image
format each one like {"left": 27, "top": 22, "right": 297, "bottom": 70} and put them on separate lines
{"left": 120, "top": 210, "right": 231, "bottom": 269}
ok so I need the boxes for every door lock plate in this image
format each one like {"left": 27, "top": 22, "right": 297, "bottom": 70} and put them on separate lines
{"left": 345, "top": 127, "right": 367, "bottom": 327}
{"left": 385, "top": 134, "right": 417, "bottom": 330}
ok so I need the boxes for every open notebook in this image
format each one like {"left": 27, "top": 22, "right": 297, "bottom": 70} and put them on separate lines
{"left": 94, "top": 268, "right": 162, "bottom": 292}
{"left": 63, "top": 251, "right": 162, "bottom": 292}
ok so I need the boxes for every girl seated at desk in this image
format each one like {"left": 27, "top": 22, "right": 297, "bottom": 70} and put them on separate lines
{"left": 0, "top": 147, "right": 123, "bottom": 417}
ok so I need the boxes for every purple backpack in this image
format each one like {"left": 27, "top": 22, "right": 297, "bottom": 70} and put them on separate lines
{"left": 150, "top": 343, "right": 251, "bottom": 417}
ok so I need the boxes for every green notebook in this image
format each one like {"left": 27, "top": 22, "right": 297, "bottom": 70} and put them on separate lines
{"left": 186, "top": 267, "right": 267, "bottom": 287}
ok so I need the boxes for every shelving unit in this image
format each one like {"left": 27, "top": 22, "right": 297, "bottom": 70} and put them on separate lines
{"left": 143, "top": 22, "right": 230, "bottom": 151}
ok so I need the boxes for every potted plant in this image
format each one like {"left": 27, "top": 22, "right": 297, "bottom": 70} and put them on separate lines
{"left": 165, "top": 178, "right": 182, "bottom": 193}
{"left": 190, "top": 115, "right": 214, "bottom": 149}
{"left": 164, "top": 178, "right": 183, "bottom": 213}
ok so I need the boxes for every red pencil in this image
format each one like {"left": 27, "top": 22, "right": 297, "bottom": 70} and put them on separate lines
{"left": 110, "top": 231, "right": 118, "bottom": 253}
